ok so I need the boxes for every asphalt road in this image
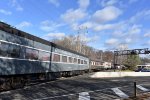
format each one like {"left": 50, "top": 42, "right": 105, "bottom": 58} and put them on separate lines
{"left": 0, "top": 73, "right": 150, "bottom": 100}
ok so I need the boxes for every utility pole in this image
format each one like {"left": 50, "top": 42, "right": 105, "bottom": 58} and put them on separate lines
{"left": 77, "top": 26, "right": 88, "bottom": 54}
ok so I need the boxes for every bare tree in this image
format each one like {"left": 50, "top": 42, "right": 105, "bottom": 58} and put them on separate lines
{"left": 52, "top": 34, "right": 114, "bottom": 63}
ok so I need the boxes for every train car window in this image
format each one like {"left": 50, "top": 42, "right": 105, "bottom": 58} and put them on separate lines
{"left": 0, "top": 42, "right": 9, "bottom": 57}
{"left": 25, "top": 48, "right": 39, "bottom": 60}
{"left": 68, "top": 57, "right": 72, "bottom": 63}
{"left": 8, "top": 44, "right": 20, "bottom": 58}
{"left": 53, "top": 54, "right": 60, "bottom": 62}
{"left": 39, "top": 51, "right": 50, "bottom": 61}
{"left": 25, "top": 38, "right": 34, "bottom": 47}
{"left": 74, "top": 58, "right": 77, "bottom": 63}
{"left": 99, "top": 62, "right": 101, "bottom": 65}
{"left": 62, "top": 56, "right": 67, "bottom": 62}
{"left": 81, "top": 60, "right": 83, "bottom": 64}
{"left": 34, "top": 41, "right": 51, "bottom": 51}
{"left": 93, "top": 62, "right": 94, "bottom": 65}
{"left": 0, "top": 42, "right": 21, "bottom": 58}
{"left": 78, "top": 59, "right": 80, "bottom": 64}
{"left": 84, "top": 60, "right": 87, "bottom": 64}
{"left": 91, "top": 61, "right": 93, "bottom": 65}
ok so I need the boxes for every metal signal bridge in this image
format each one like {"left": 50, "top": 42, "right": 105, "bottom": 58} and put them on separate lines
{"left": 113, "top": 48, "right": 150, "bottom": 66}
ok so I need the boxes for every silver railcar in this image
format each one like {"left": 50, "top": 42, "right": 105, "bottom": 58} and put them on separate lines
{"left": 0, "top": 22, "right": 89, "bottom": 91}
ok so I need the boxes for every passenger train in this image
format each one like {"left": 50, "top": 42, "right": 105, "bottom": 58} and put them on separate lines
{"left": 91, "top": 59, "right": 112, "bottom": 71}
{"left": 0, "top": 22, "right": 109, "bottom": 91}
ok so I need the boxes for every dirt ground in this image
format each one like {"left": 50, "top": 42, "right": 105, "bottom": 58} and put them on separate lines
{"left": 125, "top": 92, "right": 150, "bottom": 100}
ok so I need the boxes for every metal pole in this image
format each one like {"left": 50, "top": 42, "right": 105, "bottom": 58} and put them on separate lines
{"left": 134, "top": 82, "right": 136, "bottom": 98}
{"left": 113, "top": 52, "right": 116, "bottom": 72}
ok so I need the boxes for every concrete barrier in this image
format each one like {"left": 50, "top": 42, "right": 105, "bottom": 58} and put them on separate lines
{"left": 90, "top": 72, "right": 150, "bottom": 78}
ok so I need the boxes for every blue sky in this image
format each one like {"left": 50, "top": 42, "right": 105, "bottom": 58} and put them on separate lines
{"left": 0, "top": 0, "right": 150, "bottom": 51}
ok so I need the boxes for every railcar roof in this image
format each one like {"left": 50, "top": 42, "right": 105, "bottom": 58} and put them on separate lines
{"left": 0, "top": 21, "right": 88, "bottom": 58}
{"left": 90, "top": 59, "right": 103, "bottom": 62}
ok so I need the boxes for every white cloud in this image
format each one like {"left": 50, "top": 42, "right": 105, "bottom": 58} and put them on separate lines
{"left": 118, "top": 43, "right": 128, "bottom": 50}
{"left": 144, "top": 32, "right": 150, "bottom": 37}
{"left": 100, "top": 0, "right": 118, "bottom": 7}
{"left": 71, "top": 22, "right": 94, "bottom": 32}
{"left": 92, "top": 6, "right": 122, "bottom": 23}
{"left": 16, "top": 6, "right": 23, "bottom": 11}
{"left": 105, "top": 38, "right": 130, "bottom": 50}
{"left": 112, "top": 30, "right": 124, "bottom": 37}
{"left": 79, "top": 22, "right": 93, "bottom": 29}
{"left": 77, "top": 34, "right": 99, "bottom": 43}
{"left": 40, "top": 20, "right": 64, "bottom": 32}
{"left": 10, "top": 0, "right": 23, "bottom": 11}
{"left": 60, "top": 0, "right": 90, "bottom": 31}
{"left": 78, "top": 20, "right": 123, "bottom": 32}
{"left": 16, "top": 21, "right": 32, "bottom": 28}
{"left": 78, "top": 0, "right": 90, "bottom": 9}
{"left": 105, "top": 38, "right": 118, "bottom": 45}
{"left": 113, "top": 24, "right": 141, "bottom": 43}
{"left": 59, "top": 3, "right": 150, "bottom": 50}
{"left": 129, "top": 10, "right": 150, "bottom": 23}
{"left": 111, "top": 10, "right": 148, "bottom": 39}
{"left": 76, "top": 10, "right": 146, "bottom": 49}
{"left": 105, "top": 21, "right": 142, "bottom": 50}
{"left": 125, "top": 38, "right": 132, "bottom": 43}
{"left": 143, "top": 40, "right": 150, "bottom": 46}
{"left": 93, "top": 23, "right": 119, "bottom": 31}
{"left": 128, "top": 25, "right": 141, "bottom": 34}
{"left": 48, "top": 0, "right": 60, "bottom": 7}
{"left": 114, "top": 10, "right": 150, "bottom": 48}
{"left": 129, "top": 0, "right": 138, "bottom": 4}
{"left": 61, "top": 9, "right": 87, "bottom": 24}
{"left": 0, "top": 19, "right": 5, "bottom": 22}
{"left": 43, "top": 32, "right": 65, "bottom": 40}
{"left": 70, "top": 23, "right": 79, "bottom": 30}
{"left": 147, "top": 40, "right": 150, "bottom": 45}
{"left": 0, "top": 9, "right": 12, "bottom": 15}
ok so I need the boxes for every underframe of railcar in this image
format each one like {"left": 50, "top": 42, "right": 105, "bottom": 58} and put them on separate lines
{"left": 91, "top": 65, "right": 105, "bottom": 72}
{"left": 0, "top": 69, "right": 89, "bottom": 92}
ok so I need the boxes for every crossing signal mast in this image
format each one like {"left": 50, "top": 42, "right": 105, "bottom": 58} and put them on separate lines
{"left": 113, "top": 48, "right": 150, "bottom": 67}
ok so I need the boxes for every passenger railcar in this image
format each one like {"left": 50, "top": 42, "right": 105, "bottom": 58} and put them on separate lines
{"left": 90, "top": 59, "right": 104, "bottom": 71}
{"left": 0, "top": 22, "right": 89, "bottom": 91}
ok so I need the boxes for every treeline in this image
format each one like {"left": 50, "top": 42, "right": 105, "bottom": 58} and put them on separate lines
{"left": 141, "top": 57, "right": 150, "bottom": 64}
{"left": 52, "top": 35, "right": 113, "bottom": 62}
{"left": 51, "top": 34, "right": 150, "bottom": 70}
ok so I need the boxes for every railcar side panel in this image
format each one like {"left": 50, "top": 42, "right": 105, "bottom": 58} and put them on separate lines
{"left": 0, "top": 58, "right": 50, "bottom": 75}
{"left": 0, "top": 26, "right": 89, "bottom": 76}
